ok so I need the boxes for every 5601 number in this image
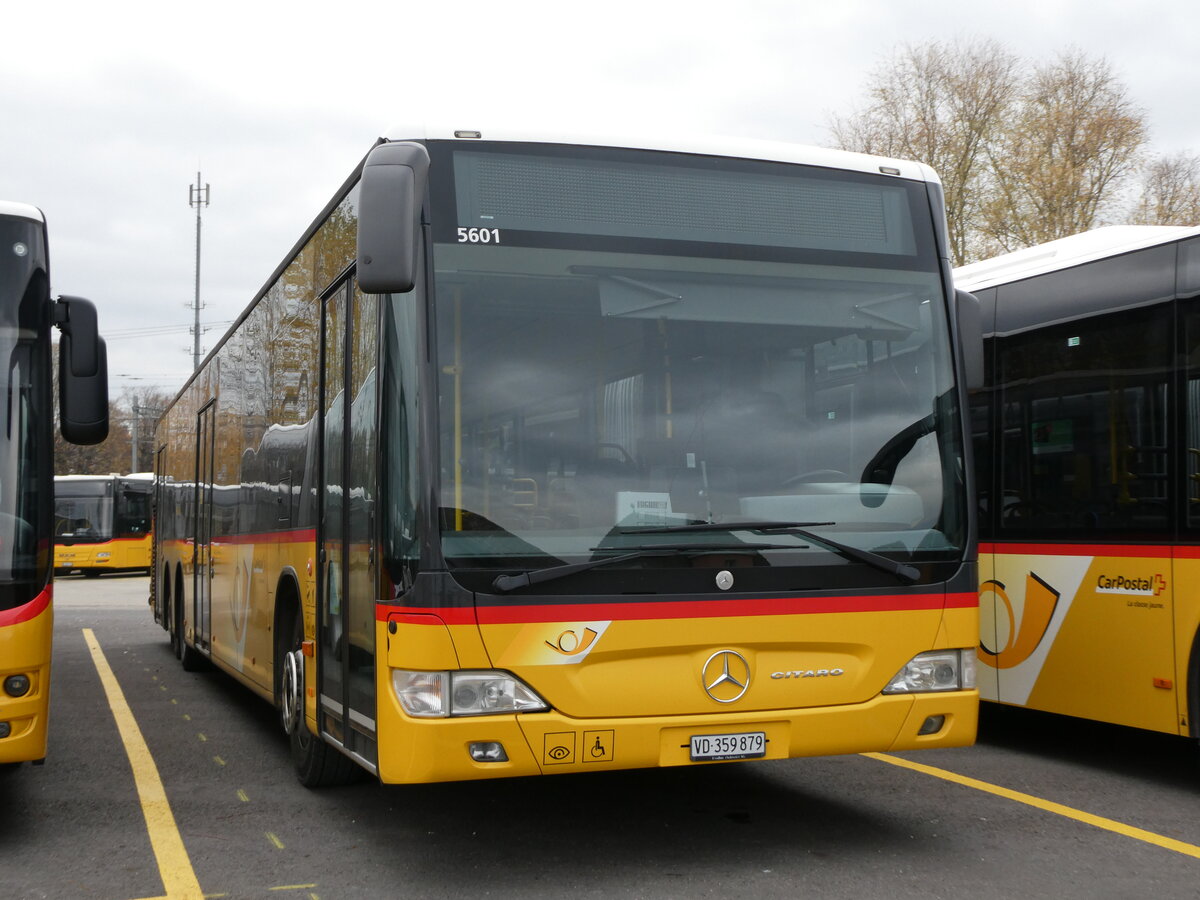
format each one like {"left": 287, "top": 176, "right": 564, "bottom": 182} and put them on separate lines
{"left": 457, "top": 227, "right": 501, "bottom": 244}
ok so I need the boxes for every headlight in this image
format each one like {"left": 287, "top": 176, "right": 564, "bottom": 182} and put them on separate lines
{"left": 392, "top": 671, "right": 448, "bottom": 717}
{"left": 882, "top": 649, "right": 976, "bottom": 694}
{"left": 392, "top": 670, "right": 549, "bottom": 718}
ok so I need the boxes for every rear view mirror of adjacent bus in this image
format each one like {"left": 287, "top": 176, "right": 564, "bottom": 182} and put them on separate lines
{"left": 954, "top": 289, "right": 984, "bottom": 392}
{"left": 55, "top": 295, "right": 109, "bottom": 446}
{"left": 357, "top": 141, "right": 430, "bottom": 294}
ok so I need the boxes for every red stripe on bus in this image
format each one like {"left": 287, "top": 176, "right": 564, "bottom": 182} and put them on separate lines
{"left": 58, "top": 536, "right": 149, "bottom": 546}
{"left": 378, "top": 591, "right": 974, "bottom": 625}
{"left": 210, "top": 529, "right": 318, "bottom": 546}
{"left": 980, "top": 542, "right": 1173, "bottom": 559}
{"left": 0, "top": 585, "right": 51, "bottom": 627}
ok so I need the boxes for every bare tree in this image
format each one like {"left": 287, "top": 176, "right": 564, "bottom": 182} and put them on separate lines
{"left": 980, "top": 50, "right": 1147, "bottom": 251}
{"left": 123, "top": 385, "right": 175, "bottom": 472}
{"left": 50, "top": 341, "right": 134, "bottom": 475}
{"left": 53, "top": 399, "right": 131, "bottom": 475}
{"left": 1128, "top": 152, "right": 1200, "bottom": 226}
{"left": 829, "top": 39, "right": 1020, "bottom": 266}
{"left": 831, "top": 43, "right": 1150, "bottom": 263}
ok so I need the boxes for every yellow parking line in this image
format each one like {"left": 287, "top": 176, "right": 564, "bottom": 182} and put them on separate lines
{"left": 864, "top": 752, "right": 1200, "bottom": 859}
{"left": 83, "top": 629, "right": 204, "bottom": 899}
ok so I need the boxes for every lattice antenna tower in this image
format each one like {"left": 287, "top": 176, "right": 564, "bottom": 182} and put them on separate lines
{"left": 188, "top": 172, "right": 211, "bottom": 371}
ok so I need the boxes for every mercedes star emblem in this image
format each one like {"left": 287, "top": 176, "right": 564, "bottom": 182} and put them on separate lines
{"left": 702, "top": 649, "right": 751, "bottom": 703}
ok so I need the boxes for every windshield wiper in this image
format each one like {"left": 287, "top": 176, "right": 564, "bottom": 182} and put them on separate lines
{"left": 491, "top": 542, "right": 794, "bottom": 593}
{"left": 621, "top": 521, "right": 920, "bottom": 584}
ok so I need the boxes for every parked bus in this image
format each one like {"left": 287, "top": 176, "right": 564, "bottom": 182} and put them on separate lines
{"left": 153, "top": 127, "right": 982, "bottom": 786}
{"left": 54, "top": 473, "right": 153, "bottom": 577}
{"left": 958, "top": 224, "right": 1200, "bottom": 742}
{"left": 0, "top": 201, "right": 108, "bottom": 766}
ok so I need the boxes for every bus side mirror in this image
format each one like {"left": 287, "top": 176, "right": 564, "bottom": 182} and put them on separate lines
{"left": 356, "top": 141, "right": 430, "bottom": 294}
{"left": 54, "top": 295, "right": 109, "bottom": 445}
{"left": 955, "top": 289, "right": 984, "bottom": 392}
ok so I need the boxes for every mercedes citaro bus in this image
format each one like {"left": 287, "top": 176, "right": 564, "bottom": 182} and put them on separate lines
{"left": 152, "top": 127, "right": 982, "bottom": 786}
{"left": 0, "top": 201, "right": 108, "bottom": 767}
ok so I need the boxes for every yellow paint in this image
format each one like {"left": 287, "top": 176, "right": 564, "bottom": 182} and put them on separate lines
{"left": 866, "top": 752, "right": 1200, "bottom": 860}
{"left": 481, "top": 609, "right": 941, "bottom": 718}
{"left": 83, "top": 628, "right": 204, "bottom": 899}
{"left": 979, "top": 574, "right": 1059, "bottom": 669}
{"left": 385, "top": 614, "right": 459, "bottom": 670}
{"left": 54, "top": 533, "right": 152, "bottom": 574}
{"left": 0, "top": 595, "right": 52, "bottom": 764}
{"left": 980, "top": 549, "right": 1190, "bottom": 735}
{"left": 371, "top": 604, "right": 978, "bottom": 784}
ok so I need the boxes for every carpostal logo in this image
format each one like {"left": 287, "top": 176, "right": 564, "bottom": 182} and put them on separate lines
{"left": 1095, "top": 572, "right": 1166, "bottom": 597}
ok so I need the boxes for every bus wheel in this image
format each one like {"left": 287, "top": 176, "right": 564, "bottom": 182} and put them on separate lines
{"left": 165, "top": 574, "right": 179, "bottom": 657}
{"left": 284, "top": 613, "right": 358, "bottom": 787}
{"left": 180, "top": 609, "right": 206, "bottom": 672}
{"left": 173, "top": 568, "right": 184, "bottom": 661}
{"left": 281, "top": 626, "right": 304, "bottom": 738}
{"left": 168, "top": 595, "right": 179, "bottom": 657}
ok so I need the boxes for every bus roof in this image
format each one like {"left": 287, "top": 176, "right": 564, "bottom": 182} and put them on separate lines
{"left": 0, "top": 201, "right": 44, "bottom": 223}
{"left": 954, "top": 225, "right": 1200, "bottom": 291}
{"left": 380, "top": 124, "right": 943, "bottom": 185}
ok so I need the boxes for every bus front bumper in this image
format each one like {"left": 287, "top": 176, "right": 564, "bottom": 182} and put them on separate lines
{"left": 374, "top": 689, "right": 977, "bottom": 784}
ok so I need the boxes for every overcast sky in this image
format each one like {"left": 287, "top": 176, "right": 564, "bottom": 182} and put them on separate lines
{"left": 4, "top": 0, "right": 1197, "bottom": 400}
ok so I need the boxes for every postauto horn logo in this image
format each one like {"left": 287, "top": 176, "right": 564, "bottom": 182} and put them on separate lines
{"left": 978, "top": 573, "right": 1059, "bottom": 670}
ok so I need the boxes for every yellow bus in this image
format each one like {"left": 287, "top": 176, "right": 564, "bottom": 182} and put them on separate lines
{"left": 958, "top": 224, "right": 1200, "bottom": 741}
{"left": 54, "top": 473, "right": 153, "bottom": 577}
{"left": 0, "top": 201, "right": 108, "bottom": 767}
{"left": 152, "top": 127, "right": 982, "bottom": 786}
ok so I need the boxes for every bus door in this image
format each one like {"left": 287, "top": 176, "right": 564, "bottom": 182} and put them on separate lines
{"left": 193, "top": 400, "right": 215, "bottom": 655}
{"left": 318, "top": 276, "right": 380, "bottom": 768}
{"left": 154, "top": 445, "right": 166, "bottom": 625}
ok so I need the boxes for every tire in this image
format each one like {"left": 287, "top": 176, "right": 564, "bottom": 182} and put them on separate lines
{"left": 180, "top": 635, "right": 206, "bottom": 672}
{"left": 282, "top": 611, "right": 359, "bottom": 787}
{"left": 170, "top": 596, "right": 182, "bottom": 659}
{"left": 173, "top": 567, "right": 185, "bottom": 661}
{"left": 164, "top": 568, "right": 179, "bottom": 657}
{"left": 178, "top": 565, "right": 207, "bottom": 671}
{"left": 179, "top": 602, "right": 206, "bottom": 671}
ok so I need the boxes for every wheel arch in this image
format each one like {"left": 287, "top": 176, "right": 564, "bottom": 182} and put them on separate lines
{"left": 1188, "top": 623, "right": 1200, "bottom": 740}
{"left": 272, "top": 568, "right": 304, "bottom": 707}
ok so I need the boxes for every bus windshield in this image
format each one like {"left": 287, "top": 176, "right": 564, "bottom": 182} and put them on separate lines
{"left": 0, "top": 218, "right": 50, "bottom": 604}
{"left": 428, "top": 144, "right": 964, "bottom": 584}
{"left": 54, "top": 481, "right": 114, "bottom": 543}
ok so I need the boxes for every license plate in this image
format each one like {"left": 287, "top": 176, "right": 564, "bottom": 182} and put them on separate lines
{"left": 690, "top": 731, "right": 767, "bottom": 761}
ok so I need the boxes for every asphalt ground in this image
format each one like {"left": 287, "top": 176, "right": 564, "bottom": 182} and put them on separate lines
{"left": 2, "top": 574, "right": 1197, "bottom": 899}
